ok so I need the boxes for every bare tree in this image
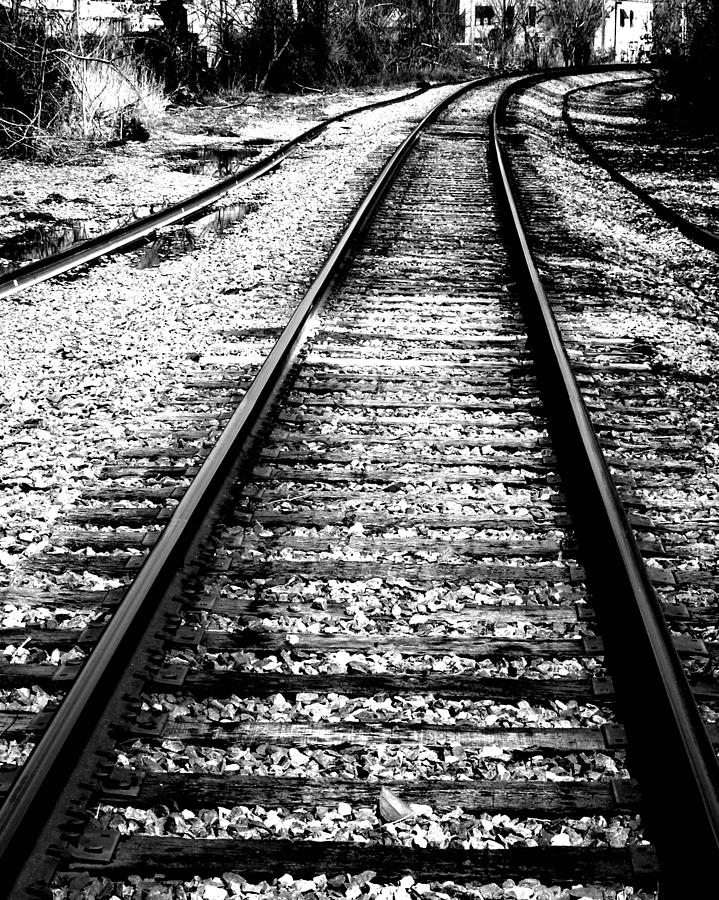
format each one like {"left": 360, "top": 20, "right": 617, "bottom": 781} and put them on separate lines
{"left": 544, "top": 0, "right": 603, "bottom": 64}
{"left": 466, "top": 0, "right": 542, "bottom": 68}
{"left": 489, "top": 0, "right": 532, "bottom": 66}
{"left": 517, "top": 0, "right": 543, "bottom": 66}
{"left": 0, "top": 1, "right": 68, "bottom": 154}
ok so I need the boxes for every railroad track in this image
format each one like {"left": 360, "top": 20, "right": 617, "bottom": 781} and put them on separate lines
{"left": 1, "top": 71, "right": 718, "bottom": 898}
{"left": 500, "top": 72, "right": 719, "bottom": 893}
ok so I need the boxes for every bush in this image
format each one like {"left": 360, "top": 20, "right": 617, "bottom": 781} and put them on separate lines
{"left": 201, "top": 1, "right": 466, "bottom": 92}
{"left": 327, "top": 6, "right": 386, "bottom": 85}
{"left": 62, "top": 56, "right": 167, "bottom": 140}
{"left": 654, "top": 0, "right": 719, "bottom": 125}
{"left": 0, "top": 4, "right": 166, "bottom": 157}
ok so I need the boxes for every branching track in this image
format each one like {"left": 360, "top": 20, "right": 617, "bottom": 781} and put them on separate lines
{"left": 1, "top": 72, "right": 717, "bottom": 898}
{"left": 561, "top": 79, "right": 719, "bottom": 253}
{"left": 0, "top": 85, "right": 431, "bottom": 300}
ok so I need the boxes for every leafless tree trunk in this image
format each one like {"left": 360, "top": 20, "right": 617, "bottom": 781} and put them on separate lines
{"left": 544, "top": 0, "right": 603, "bottom": 64}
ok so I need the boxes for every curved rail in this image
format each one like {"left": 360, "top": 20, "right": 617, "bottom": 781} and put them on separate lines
{"left": 492, "top": 76, "right": 719, "bottom": 892}
{"left": 0, "top": 85, "right": 432, "bottom": 301}
{"left": 562, "top": 81, "right": 719, "bottom": 253}
{"left": 0, "top": 76, "right": 492, "bottom": 898}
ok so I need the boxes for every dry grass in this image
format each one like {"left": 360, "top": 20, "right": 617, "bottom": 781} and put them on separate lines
{"left": 64, "top": 55, "right": 167, "bottom": 138}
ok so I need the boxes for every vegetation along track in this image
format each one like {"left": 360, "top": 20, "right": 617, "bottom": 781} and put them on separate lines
{"left": 1, "top": 70, "right": 717, "bottom": 897}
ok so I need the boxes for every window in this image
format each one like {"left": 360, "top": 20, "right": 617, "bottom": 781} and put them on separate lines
{"left": 475, "top": 4, "right": 495, "bottom": 25}
{"left": 526, "top": 5, "right": 536, "bottom": 25}
{"left": 620, "top": 9, "right": 627, "bottom": 26}
{"left": 629, "top": 10, "right": 634, "bottom": 25}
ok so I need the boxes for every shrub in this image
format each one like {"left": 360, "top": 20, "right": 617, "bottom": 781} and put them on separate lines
{"left": 62, "top": 56, "right": 167, "bottom": 140}
{"left": 0, "top": 2, "right": 166, "bottom": 157}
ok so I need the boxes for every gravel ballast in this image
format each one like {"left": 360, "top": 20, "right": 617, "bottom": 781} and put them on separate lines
{"left": 0, "top": 83, "right": 467, "bottom": 593}
{"left": 0, "top": 74, "right": 665, "bottom": 898}
{"left": 507, "top": 72, "right": 719, "bottom": 745}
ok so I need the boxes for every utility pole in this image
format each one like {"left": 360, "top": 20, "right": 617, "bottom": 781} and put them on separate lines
{"left": 72, "top": 0, "right": 81, "bottom": 41}
{"left": 601, "top": 0, "right": 607, "bottom": 52}
{"left": 469, "top": 1, "right": 475, "bottom": 53}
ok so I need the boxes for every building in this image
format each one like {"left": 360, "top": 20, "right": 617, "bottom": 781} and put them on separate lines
{"left": 458, "top": 0, "right": 651, "bottom": 62}
{"left": 1, "top": 0, "right": 133, "bottom": 36}
{"left": 457, "top": 0, "right": 542, "bottom": 65}
{"left": 595, "top": 0, "right": 653, "bottom": 61}
{"left": 459, "top": 0, "right": 538, "bottom": 45}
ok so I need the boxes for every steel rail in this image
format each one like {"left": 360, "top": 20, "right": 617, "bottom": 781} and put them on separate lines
{"left": 0, "top": 85, "right": 431, "bottom": 301}
{"left": 562, "top": 81, "right": 719, "bottom": 254}
{"left": 491, "top": 77, "right": 719, "bottom": 893}
{"left": 0, "top": 76, "right": 492, "bottom": 899}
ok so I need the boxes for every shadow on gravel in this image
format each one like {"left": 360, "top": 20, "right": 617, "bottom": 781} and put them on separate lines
{"left": 0, "top": 219, "right": 94, "bottom": 275}
{"left": 137, "top": 201, "right": 257, "bottom": 269}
